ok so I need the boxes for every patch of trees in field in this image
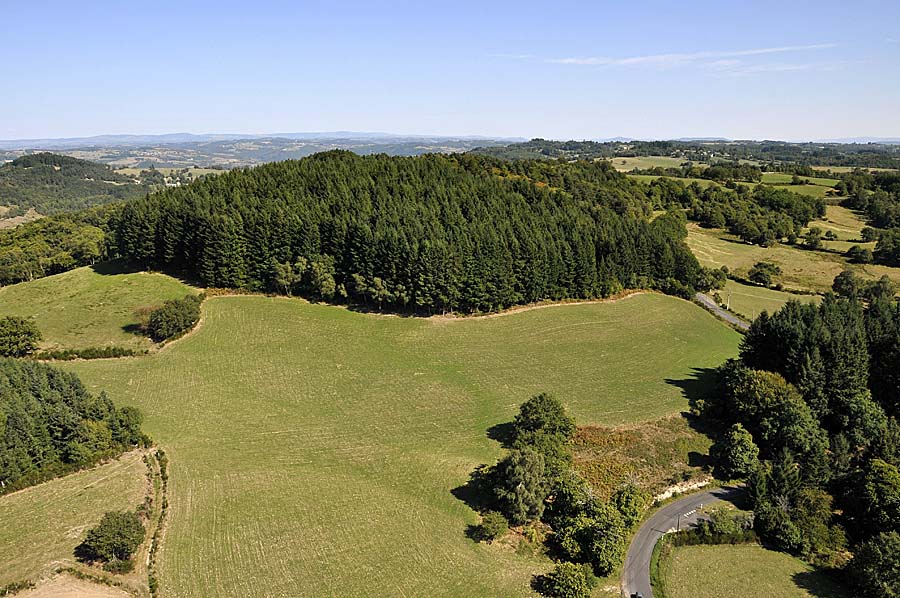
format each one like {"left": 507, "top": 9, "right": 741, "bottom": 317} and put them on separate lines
{"left": 112, "top": 152, "right": 715, "bottom": 313}
{"left": 0, "top": 153, "right": 146, "bottom": 216}
{"left": 463, "top": 394, "right": 648, "bottom": 598}
{"left": 647, "top": 176, "right": 825, "bottom": 246}
{"left": 0, "top": 358, "right": 146, "bottom": 494}
{"left": 840, "top": 171, "right": 900, "bottom": 266}
{"left": 632, "top": 162, "right": 763, "bottom": 183}
{"left": 697, "top": 293, "right": 900, "bottom": 595}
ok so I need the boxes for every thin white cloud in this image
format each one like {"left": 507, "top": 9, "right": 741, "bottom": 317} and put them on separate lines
{"left": 546, "top": 43, "right": 836, "bottom": 68}
{"left": 488, "top": 53, "right": 534, "bottom": 60}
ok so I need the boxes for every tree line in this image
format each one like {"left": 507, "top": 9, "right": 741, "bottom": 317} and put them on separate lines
{"left": 0, "top": 358, "right": 146, "bottom": 493}
{"left": 111, "top": 151, "right": 717, "bottom": 313}
{"left": 697, "top": 293, "right": 900, "bottom": 595}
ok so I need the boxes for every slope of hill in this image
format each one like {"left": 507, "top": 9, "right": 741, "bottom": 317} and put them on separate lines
{"left": 65, "top": 293, "right": 739, "bottom": 597}
{"left": 0, "top": 153, "right": 146, "bottom": 217}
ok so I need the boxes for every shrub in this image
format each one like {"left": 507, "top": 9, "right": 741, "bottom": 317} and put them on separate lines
{"left": 474, "top": 510, "right": 508, "bottom": 542}
{"left": 712, "top": 423, "right": 760, "bottom": 479}
{"left": 76, "top": 511, "right": 145, "bottom": 563}
{"left": 0, "top": 316, "right": 41, "bottom": 357}
{"left": 535, "top": 562, "right": 595, "bottom": 598}
{"left": 747, "top": 261, "right": 781, "bottom": 287}
{"left": 612, "top": 484, "right": 648, "bottom": 529}
{"left": 491, "top": 448, "right": 548, "bottom": 525}
{"left": 103, "top": 558, "right": 135, "bottom": 574}
{"left": 147, "top": 294, "right": 202, "bottom": 342}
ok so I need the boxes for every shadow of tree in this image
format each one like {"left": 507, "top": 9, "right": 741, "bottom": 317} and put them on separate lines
{"left": 486, "top": 421, "right": 516, "bottom": 449}
{"left": 665, "top": 367, "right": 722, "bottom": 437}
{"left": 791, "top": 569, "right": 850, "bottom": 598}
{"left": 450, "top": 464, "right": 495, "bottom": 515}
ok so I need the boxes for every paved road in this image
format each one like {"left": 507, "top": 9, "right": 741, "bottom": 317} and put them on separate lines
{"left": 620, "top": 486, "right": 743, "bottom": 598}
{"left": 695, "top": 293, "right": 750, "bottom": 330}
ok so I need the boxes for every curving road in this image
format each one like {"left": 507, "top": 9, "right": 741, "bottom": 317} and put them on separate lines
{"left": 621, "top": 485, "right": 743, "bottom": 598}
{"left": 695, "top": 293, "right": 750, "bottom": 331}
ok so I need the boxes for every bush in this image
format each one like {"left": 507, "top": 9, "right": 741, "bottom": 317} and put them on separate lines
{"left": 76, "top": 511, "right": 145, "bottom": 563}
{"left": 103, "top": 558, "right": 135, "bottom": 574}
{"left": 535, "top": 562, "right": 595, "bottom": 598}
{"left": 147, "top": 294, "right": 202, "bottom": 342}
{"left": 0, "top": 316, "right": 41, "bottom": 357}
{"left": 474, "top": 510, "right": 508, "bottom": 542}
{"left": 748, "top": 261, "right": 781, "bottom": 287}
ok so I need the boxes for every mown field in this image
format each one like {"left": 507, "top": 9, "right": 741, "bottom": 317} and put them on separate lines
{"left": 0, "top": 265, "right": 196, "bottom": 350}
{"left": 714, "top": 279, "right": 820, "bottom": 320}
{"left": 628, "top": 174, "right": 833, "bottom": 199}
{"left": 658, "top": 544, "right": 850, "bottom": 598}
{"left": 0, "top": 451, "right": 148, "bottom": 587}
{"left": 59, "top": 293, "right": 739, "bottom": 597}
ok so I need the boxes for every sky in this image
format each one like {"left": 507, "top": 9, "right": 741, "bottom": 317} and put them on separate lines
{"left": 3, "top": 0, "right": 900, "bottom": 141}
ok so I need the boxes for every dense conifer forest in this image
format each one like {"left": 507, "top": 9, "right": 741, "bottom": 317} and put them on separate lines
{"left": 112, "top": 152, "right": 716, "bottom": 313}
{"left": 0, "top": 358, "right": 145, "bottom": 494}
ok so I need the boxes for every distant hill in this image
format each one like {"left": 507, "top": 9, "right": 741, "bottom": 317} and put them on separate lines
{"left": 0, "top": 153, "right": 146, "bottom": 217}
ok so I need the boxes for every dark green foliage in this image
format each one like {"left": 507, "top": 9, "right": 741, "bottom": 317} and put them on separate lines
{"left": 0, "top": 358, "right": 144, "bottom": 492}
{"left": 491, "top": 448, "right": 549, "bottom": 525}
{"left": 875, "top": 228, "right": 900, "bottom": 266}
{"left": 0, "top": 316, "right": 41, "bottom": 357}
{"left": 511, "top": 393, "right": 576, "bottom": 472}
{"left": 112, "top": 152, "right": 709, "bottom": 312}
{"left": 473, "top": 510, "right": 508, "bottom": 543}
{"left": 611, "top": 484, "right": 647, "bottom": 529}
{"left": 0, "top": 153, "right": 145, "bottom": 215}
{"left": 851, "top": 531, "right": 900, "bottom": 597}
{"left": 846, "top": 244, "right": 874, "bottom": 264}
{"left": 0, "top": 213, "right": 107, "bottom": 285}
{"left": 147, "top": 294, "right": 202, "bottom": 342}
{"left": 535, "top": 561, "right": 595, "bottom": 598}
{"left": 76, "top": 510, "right": 144, "bottom": 563}
{"left": 712, "top": 423, "right": 760, "bottom": 479}
{"left": 861, "top": 459, "right": 900, "bottom": 536}
{"left": 748, "top": 261, "right": 781, "bottom": 287}
{"left": 34, "top": 346, "right": 141, "bottom": 361}
{"left": 103, "top": 558, "right": 135, "bottom": 574}
{"left": 667, "top": 509, "right": 757, "bottom": 546}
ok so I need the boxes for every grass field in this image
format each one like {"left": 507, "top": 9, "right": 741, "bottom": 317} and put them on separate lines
{"left": 628, "top": 174, "right": 719, "bottom": 188}
{"left": 760, "top": 172, "right": 840, "bottom": 187}
{"left": 628, "top": 174, "right": 833, "bottom": 199}
{"left": 714, "top": 279, "right": 820, "bottom": 320}
{"left": 116, "top": 167, "right": 224, "bottom": 178}
{"left": 0, "top": 451, "right": 148, "bottom": 587}
{"left": 609, "top": 156, "right": 687, "bottom": 172}
{"left": 812, "top": 165, "right": 899, "bottom": 173}
{"left": 658, "top": 544, "right": 850, "bottom": 598}
{"left": 0, "top": 264, "right": 196, "bottom": 350}
{"left": 687, "top": 222, "right": 900, "bottom": 293}
{"left": 57, "top": 293, "right": 739, "bottom": 597}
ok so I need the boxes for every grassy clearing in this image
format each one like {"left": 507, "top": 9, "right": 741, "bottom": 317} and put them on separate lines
{"left": 60, "top": 294, "right": 739, "bottom": 597}
{"left": 808, "top": 205, "right": 867, "bottom": 241}
{"left": 812, "top": 165, "right": 899, "bottom": 173}
{"left": 628, "top": 174, "right": 720, "bottom": 188}
{"left": 658, "top": 544, "right": 850, "bottom": 598}
{"left": 609, "top": 156, "right": 687, "bottom": 171}
{"left": 0, "top": 264, "right": 195, "bottom": 350}
{"left": 713, "top": 279, "right": 820, "bottom": 321}
{"left": 760, "top": 172, "right": 840, "bottom": 187}
{"left": 0, "top": 451, "right": 147, "bottom": 587}
{"left": 687, "top": 223, "right": 900, "bottom": 293}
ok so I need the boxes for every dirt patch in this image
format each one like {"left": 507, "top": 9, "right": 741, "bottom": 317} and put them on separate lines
{"left": 0, "top": 207, "right": 42, "bottom": 229}
{"left": 15, "top": 574, "right": 129, "bottom": 598}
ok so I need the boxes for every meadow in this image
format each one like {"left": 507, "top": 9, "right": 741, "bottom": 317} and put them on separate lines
{"left": 0, "top": 265, "right": 195, "bottom": 350}
{"left": 0, "top": 451, "right": 148, "bottom": 588}
{"left": 686, "top": 220, "right": 900, "bottom": 293}
{"left": 56, "top": 293, "right": 739, "bottom": 597}
{"left": 714, "top": 279, "right": 820, "bottom": 321}
{"left": 657, "top": 544, "right": 849, "bottom": 598}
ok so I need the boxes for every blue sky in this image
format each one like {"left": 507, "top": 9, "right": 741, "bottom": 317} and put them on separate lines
{"left": 3, "top": 0, "right": 899, "bottom": 141}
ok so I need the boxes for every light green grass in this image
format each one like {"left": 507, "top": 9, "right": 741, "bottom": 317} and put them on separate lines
{"left": 808, "top": 205, "right": 867, "bottom": 241}
{"left": 0, "top": 265, "right": 196, "bottom": 351}
{"left": 760, "top": 172, "right": 840, "bottom": 187}
{"left": 61, "top": 294, "right": 739, "bottom": 597}
{"left": 0, "top": 451, "right": 147, "bottom": 586}
{"left": 812, "top": 165, "right": 899, "bottom": 173}
{"left": 659, "top": 544, "right": 850, "bottom": 598}
{"left": 687, "top": 222, "right": 900, "bottom": 293}
{"left": 713, "top": 279, "right": 820, "bottom": 320}
{"left": 610, "top": 156, "right": 687, "bottom": 172}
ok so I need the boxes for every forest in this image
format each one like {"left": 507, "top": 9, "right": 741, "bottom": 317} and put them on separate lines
{"left": 0, "top": 153, "right": 146, "bottom": 216}
{"left": 697, "top": 294, "right": 900, "bottom": 595}
{"left": 0, "top": 358, "right": 146, "bottom": 494}
{"left": 111, "top": 152, "right": 716, "bottom": 313}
